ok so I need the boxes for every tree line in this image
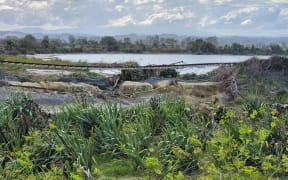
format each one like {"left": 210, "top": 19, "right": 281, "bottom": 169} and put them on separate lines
{"left": 0, "top": 34, "right": 287, "bottom": 55}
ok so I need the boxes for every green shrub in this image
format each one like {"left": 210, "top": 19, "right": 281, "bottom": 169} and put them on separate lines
{"left": 0, "top": 93, "right": 288, "bottom": 179}
{"left": 160, "top": 68, "right": 178, "bottom": 78}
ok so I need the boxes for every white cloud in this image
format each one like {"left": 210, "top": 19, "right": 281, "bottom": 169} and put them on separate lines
{"left": 220, "top": 7, "right": 258, "bottom": 21}
{"left": 0, "top": 4, "right": 13, "bottom": 10}
{"left": 198, "top": 0, "right": 232, "bottom": 5}
{"left": 268, "top": 7, "right": 276, "bottom": 12}
{"left": 139, "top": 8, "right": 194, "bottom": 25}
{"left": 240, "top": 19, "right": 252, "bottom": 26}
{"left": 29, "top": 1, "right": 49, "bottom": 9}
{"left": 214, "top": 0, "right": 232, "bottom": 5}
{"left": 153, "top": 4, "right": 163, "bottom": 11}
{"left": 106, "top": 5, "right": 194, "bottom": 27}
{"left": 270, "top": 0, "right": 288, "bottom": 3}
{"left": 125, "top": 0, "right": 164, "bottom": 5}
{"left": 280, "top": 8, "right": 288, "bottom": 16}
{"left": 198, "top": 0, "right": 210, "bottom": 4}
{"left": 198, "top": 16, "right": 218, "bottom": 27}
{"left": 0, "top": 0, "right": 287, "bottom": 36}
{"left": 106, "top": 15, "right": 135, "bottom": 27}
{"left": 115, "top": 5, "right": 125, "bottom": 12}
{"left": 198, "top": 16, "right": 208, "bottom": 27}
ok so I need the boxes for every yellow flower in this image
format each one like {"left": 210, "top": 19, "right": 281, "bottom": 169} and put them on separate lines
{"left": 55, "top": 144, "right": 63, "bottom": 152}
{"left": 242, "top": 166, "right": 258, "bottom": 174}
{"left": 238, "top": 117, "right": 244, "bottom": 123}
{"left": 272, "top": 116, "right": 279, "bottom": 121}
{"left": 270, "top": 121, "right": 276, "bottom": 128}
{"left": 175, "top": 171, "right": 185, "bottom": 180}
{"left": 271, "top": 108, "right": 278, "bottom": 116}
{"left": 259, "top": 106, "right": 266, "bottom": 115}
{"left": 250, "top": 110, "right": 258, "bottom": 120}
{"left": 262, "top": 161, "right": 273, "bottom": 171}
{"left": 49, "top": 123, "right": 57, "bottom": 130}
{"left": 194, "top": 147, "right": 202, "bottom": 155}
{"left": 188, "top": 135, "right": 202, "bottom": 147}
{"left": 155, "top": 168, "right": 162, "bottom": 175}
{"left": 148, "top": 148, "right": 155, "bottom": 153}
{"left": 255, "top": 129, "right": 270, "bottom": 142}
{"left": 32, "top": 130, "right": 40, "bottom": 137}
{"left": 70, "top": 173, "right": 84, "bottom": 180}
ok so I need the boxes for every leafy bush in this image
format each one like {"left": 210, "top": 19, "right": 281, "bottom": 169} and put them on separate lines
{"left": 160, "top": 68, "right": 178, "bottom": 78}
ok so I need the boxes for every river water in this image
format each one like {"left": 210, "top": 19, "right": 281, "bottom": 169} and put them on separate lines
{"left": 31, "top": 54, "right": 270, "bottom": 75}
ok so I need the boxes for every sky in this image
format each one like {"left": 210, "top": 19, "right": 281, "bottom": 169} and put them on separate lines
{"left": 0, "top": 0, "right": 288, "bottom": 36}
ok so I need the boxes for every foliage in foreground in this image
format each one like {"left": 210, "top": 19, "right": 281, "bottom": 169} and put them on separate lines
{"left": 0, "top": 93, "right": 288, "bottom": 179}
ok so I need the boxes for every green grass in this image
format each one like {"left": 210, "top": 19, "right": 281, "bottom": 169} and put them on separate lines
{"left": 0, "top": 54, "right": 79, "bottom": 66}
{"left": 0, "top": 93, "right": 287, "bottom": 179}
{"left": 95, "top": 155, "right": 136, "bottom": 177}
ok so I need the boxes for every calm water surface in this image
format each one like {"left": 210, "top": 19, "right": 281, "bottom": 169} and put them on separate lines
{"left": 32, "top": 54, "right": 270, "bottom": 75}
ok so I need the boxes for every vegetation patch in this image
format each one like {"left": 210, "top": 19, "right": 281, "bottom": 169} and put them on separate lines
{"left": 0, "top": 91, "right": 287, "bottom": 179}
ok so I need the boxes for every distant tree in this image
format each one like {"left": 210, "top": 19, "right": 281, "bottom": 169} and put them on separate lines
{"left": 0, "top": 34, "right": 287, "bottom": 55}
{"left": 270, "top": 44, "right": 284, "bottom": 55}
{"left": 69, "top": 35, "right": 76, "bottom": 45}
{"left": 4, "top": 38, "right": 18, "bottom": 51}
{"left": 231, "top": 43, "right": 245, "bottom": 54}
{"left": 207, "top": 36, "right": 218, "bottom": 47}
{"left": 201, "top": 42, "right": 218, "bottom": 54}
{"left": 135, "top": 40, "right": 146, "bottom": 53}
{"left": 152, "top": 35, "right": 160, "bottom": 49}
{"left": 49, "top": 39, "right": 66, "bottom": 53}
{"left": 87, "top": 40, "right": 99, "bottom": 52}
{"left": 191, "top": 39, "right": 205, "bottom": 53}
{"left": 19, "top": 34, "right": 38, "bottom": 53}
{"left": 122, "top": 37, "right": 133, "bottom": 52}
{"left": 100, "top": 36, "right": 119, "bottom": 52}
{"left": 41, "top": 36, "right": 50, "bottom": 50}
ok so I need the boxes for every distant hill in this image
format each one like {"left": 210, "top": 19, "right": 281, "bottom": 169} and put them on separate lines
{"left": 218, "top": 36, "right": 288, "bottom": 46}
{"left": 0, "top": 31, "right": 26, "bottom": 39}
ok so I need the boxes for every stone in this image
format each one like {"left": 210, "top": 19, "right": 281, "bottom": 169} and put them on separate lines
{"left": 179, "top": 82, "right": 222, "bottom": 97}
{"left": 8, "top": 81, "right": 102, "bottom": 94}
{"left": 8, "top": 81, "right": 22, "bottom": 87}
{"left": 120, "top": 81, "right": 153, "bottom": 94}
{"left": 152, "top": 80, "right": 175, "bottom": 89}
{"left": 0, "top": 80, "right": 8, "bottom": 87}
{"left": 22, "top": 82, "right": 43, "bottom": 89}
{"left": 70, "top": 83, "right": 102, "bottom": 93}
{"left": 45, "top": 82, "right": 71, "bottom": 91}
{"left": 59, "top": 76, "right": 113, "bottom": 90}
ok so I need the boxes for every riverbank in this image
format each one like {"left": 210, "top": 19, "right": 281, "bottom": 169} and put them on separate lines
{"left": 0, "top": 56, "right": 287, "bottom": 113}
{"left": 0, "top": 56, "right": 288, "bottom": 179}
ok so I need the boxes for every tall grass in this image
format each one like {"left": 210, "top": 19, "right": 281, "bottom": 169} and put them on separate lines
{"left": 0, "top": 93, "right": 288, "bottom": 179}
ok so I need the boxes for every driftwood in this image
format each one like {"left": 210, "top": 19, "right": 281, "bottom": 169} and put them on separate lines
{"left": 112, "top": 75, "right": 121, "bottom": 91}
